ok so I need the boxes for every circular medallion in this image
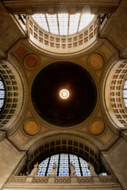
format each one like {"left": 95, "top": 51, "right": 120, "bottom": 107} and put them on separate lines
{"left": 31, "top": 61, "right": 97, "bottom": 127}
{"left": 89, "top": 54, "right": 104, "bottom": 70}
{"left": 90, "top": 120, "right": 104, "bottom": 135}
{"left": 24, "top": 120, "right": 39, "bottom": 135}
{"left": 24, "top": 54, "right": 39, "bottom": 70}
{"left": 59, "top": 89, "right": 69, "bottom": 99}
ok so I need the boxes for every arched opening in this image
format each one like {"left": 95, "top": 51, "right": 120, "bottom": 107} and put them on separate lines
{"left": 18, "top": 131, "right": 109, "bottom": 177}
{"left": 103, "top": 60, "right": 127, "bottom": 131}
{"left": 0, "top": 59, "right": 28, "bottom": 134}
{"left": 37, "top": 153, "right": 91, "bottom": 177}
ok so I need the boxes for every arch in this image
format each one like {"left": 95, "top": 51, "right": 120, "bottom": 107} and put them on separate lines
{"left": 101, "top": 59, "right": 127, "bottom": 133}
{"left": 23, "top": 130, "right": 108, "bottom": 175}
{"left": 37, "top": 153, "right": 91, "bottom": 177}
{"left": 0, "top": 55, "right": 28, "bottom": 135}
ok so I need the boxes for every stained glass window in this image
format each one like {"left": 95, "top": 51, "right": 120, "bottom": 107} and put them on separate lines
{"left": 32, "top": 13, "right": 94, "bottom": 35}
{"left": 123, "top": 80, "right": 127, "bottom": 107}
{"left": 0, "top": 77, "right": 5, "bottom": 112}
{"left": 36, "top": 153, "right": 91, "bottom": 177}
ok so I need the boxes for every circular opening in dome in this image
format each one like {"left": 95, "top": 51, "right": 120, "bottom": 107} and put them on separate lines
{"left": 31, "top": 61, "right": 97, "bottom": 127}
{"left": 32, "top": 13, "right": 95, "bottom": 35}
{"left": 59, "top": 89, "right": 69, "bottom": 99}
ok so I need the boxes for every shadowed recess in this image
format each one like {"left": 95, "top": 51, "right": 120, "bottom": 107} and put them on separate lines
{"left": 31, "top": 61, "right": 97, "bottom": 127}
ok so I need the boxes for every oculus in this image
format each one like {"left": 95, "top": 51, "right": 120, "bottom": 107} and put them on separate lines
{"left": 59, "top": 89, "right": 69, "bottom": 99}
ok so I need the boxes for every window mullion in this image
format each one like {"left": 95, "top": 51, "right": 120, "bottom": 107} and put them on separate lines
{"left": 45, "top": 14, "right": 50, "bottom": 33}
{"left": 77, "top": 13, "right": 82, "bottom": 32}
{"left": 45, "top": 157, "right": 50, "bottom": 176}
{"left": 57, "top": 14, "right": 60, "bottom": 35}
{"left": 78, "top": 156, "right": 83, "bottom": 176}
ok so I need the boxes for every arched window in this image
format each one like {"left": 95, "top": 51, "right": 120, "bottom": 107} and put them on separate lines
{"left": 123, "top": 80, "right": 127, "bottom": 107}
{"left": 37, "top": 153, "right": 91, "bottom": 177}
{"left": 0, "top": 77, "right": 5, "bottom": 113}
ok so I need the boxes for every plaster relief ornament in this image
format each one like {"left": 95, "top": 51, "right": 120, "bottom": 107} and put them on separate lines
{"left": 29, "top": 162, "right": 39, "bottom": 176}
{"left": 70, "top": 162, "right": 76, "bottom": 176}
{"left": 88, "top": 162, "right": 97, "bottom": 176}
{"left": 50, "top": 162, "right": 57, "bottom": 176}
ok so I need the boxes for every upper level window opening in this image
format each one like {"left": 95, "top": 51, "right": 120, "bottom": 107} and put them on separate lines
{"left": 123, "top": 80, "right": 127, "bottom": 107}
{"left": 32, "top": 13, "right": 94, "bottom": 36}
{"left": 0, "top": 77, "right": 5, "bottom": 113}
{"left": 36, "top": 153, "right": 91, "bottom": 177}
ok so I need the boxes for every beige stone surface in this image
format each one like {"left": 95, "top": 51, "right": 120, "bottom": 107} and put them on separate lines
{"left": 98, "top": 127, "right": 115, "bottom": 145}
{"left": 14, "top": 129, "right": 30, "bottom": 145}
{"left": 0, "top": 140, "right": 25, "bottom": 190}
{"left": 103, "top": 140, "right": 127, "bottom": 190}
{"left": 98, "top": 45, "right": 112, "bottom": 60}
{"left": 15, "top": 46, "right": 28, "bottom": 60}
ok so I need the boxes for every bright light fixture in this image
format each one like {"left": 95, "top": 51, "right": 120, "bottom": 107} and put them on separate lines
{"left": 59, "top": 89, "right": 69, "bottom": 99}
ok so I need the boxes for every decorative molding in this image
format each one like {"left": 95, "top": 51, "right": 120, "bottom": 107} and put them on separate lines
{"left": 23, "top": 117, "right": 40, "bottom": 136}
{"left": 99, "top": 176, "right": 117, "bottom": 183}
{"left": 32, "top": 177, "right": 48, "bottom": 183}
{"left": 9, "top": 176, "right": 27, "bottom": 183}
{"left": 55, "top": 177, "right": 71, "bottom": 183}
{"left": 88, "top": 54, "right": 104, "bottom": 70}
{"left": 77, "top": 177, "right": 93, "bottom": 183}
{"left": 89, "top": 118, "right": 105, "bottom": 135}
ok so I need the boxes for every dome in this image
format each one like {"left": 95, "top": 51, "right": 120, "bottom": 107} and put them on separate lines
{"left": 31, "top": 61, "right": 97, "bottom": 127}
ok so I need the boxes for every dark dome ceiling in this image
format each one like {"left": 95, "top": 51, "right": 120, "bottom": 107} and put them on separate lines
{"left": 31, "top": 61, "right": 97, "bottom": 127}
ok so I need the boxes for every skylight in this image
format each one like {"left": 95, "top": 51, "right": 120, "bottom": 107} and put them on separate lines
{"left": 32, "top": 13, "right": 94, "bottom": 36}
{"left": 58, "top": 14, "right": 68, "bottom": 35}
{"left": 46, "top": 14, "right": 58, "bottom": 35}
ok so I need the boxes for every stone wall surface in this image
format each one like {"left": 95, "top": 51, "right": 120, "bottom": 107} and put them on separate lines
{"left": 100, "top": 0, "right": 127, "bottom": 58}
{"left": 102, "top": 139, "right": 127, "bottom": 190}
{"left": 0, "top": 139, "right": 25, "bottom": 190}
{"left": 0, "top": 1, "right": 26, "bottom": 53}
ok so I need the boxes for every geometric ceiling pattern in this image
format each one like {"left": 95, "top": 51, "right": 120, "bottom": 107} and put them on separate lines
{"left": 32, "top": 13, "right": 94, "bottom": 35}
